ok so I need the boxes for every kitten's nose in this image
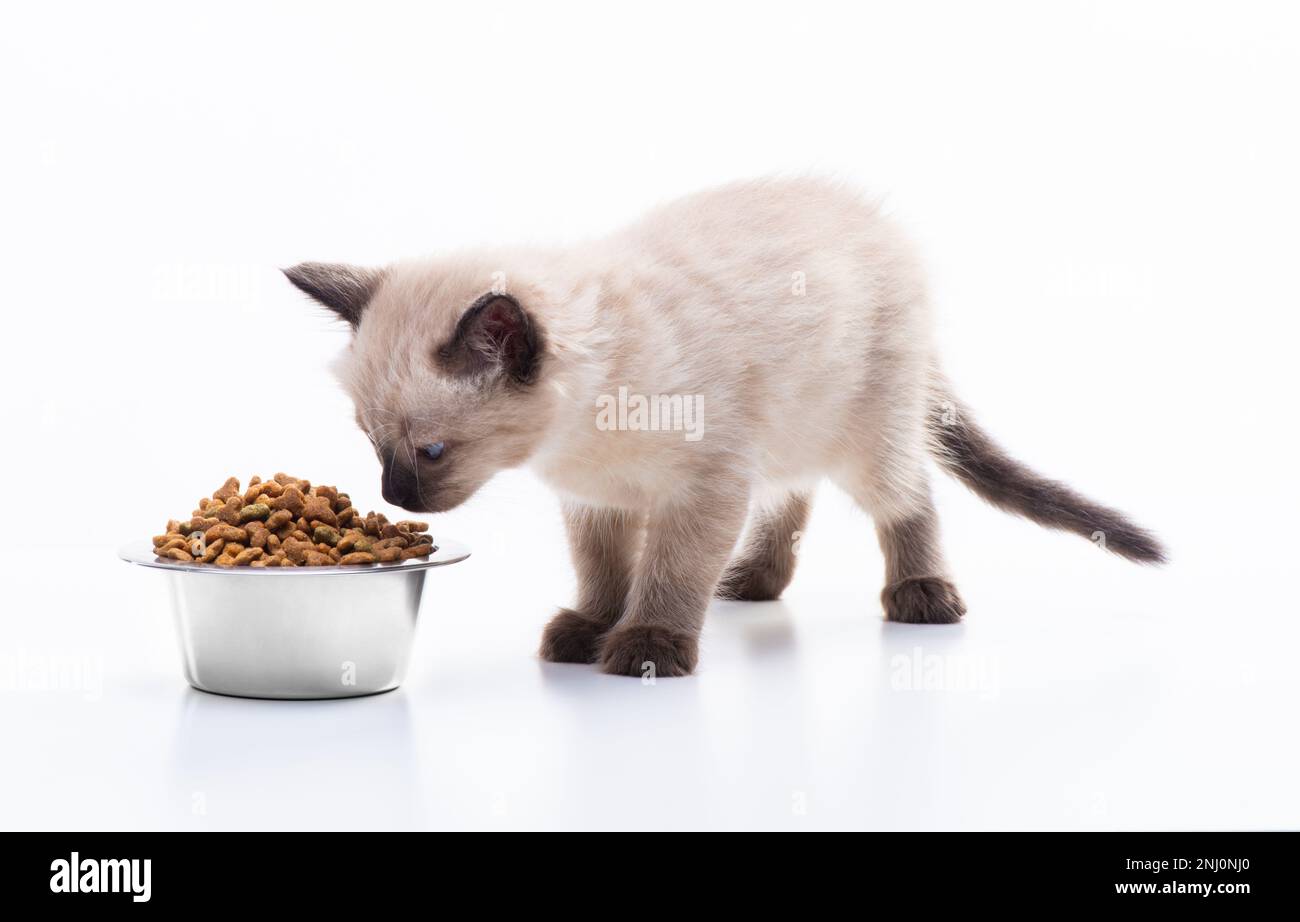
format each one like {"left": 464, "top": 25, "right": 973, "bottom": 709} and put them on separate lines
{"left": 381, "top": 457, "right": 421, "bottom": 509}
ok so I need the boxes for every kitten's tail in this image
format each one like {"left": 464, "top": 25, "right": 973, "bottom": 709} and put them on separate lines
{"left": 927, "top": 376, "right": 1166, "bottom": 564}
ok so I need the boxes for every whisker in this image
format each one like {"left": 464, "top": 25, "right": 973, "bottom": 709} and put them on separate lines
{"left": 385, "top": 441, "right": 400, "bottom": 501}
{"left": 366, "top": 423, "right": 402, "bottom": 444}
{"left": 409, "top": 437, "right": 421, "bottom": 500}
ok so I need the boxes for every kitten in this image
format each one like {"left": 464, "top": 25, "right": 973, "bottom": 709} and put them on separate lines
{"left": 285, "top": 177, "right": 1164, "bottom": 677}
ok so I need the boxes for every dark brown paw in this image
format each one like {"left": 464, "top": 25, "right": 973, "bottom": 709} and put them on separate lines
{"left": 539, "top": 608, "right": 608, "bottom": 664}
{"left": 881, "top": 577, "right": 966, "bottom": 624}
{"left": 716, "top": 560, "right": 789, "bottom": 601}
{"left": 598, "top": 624, "right": 699, "bottom": 677}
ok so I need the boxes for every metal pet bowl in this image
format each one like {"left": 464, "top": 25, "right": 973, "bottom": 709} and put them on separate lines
{"left": 118, "top": 538, "right": 471, "bottom": 699}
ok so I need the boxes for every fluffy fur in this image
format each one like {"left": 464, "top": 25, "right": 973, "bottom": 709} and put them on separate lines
{"left": 286, "top": 177, "right": 1165, "bottom": 677}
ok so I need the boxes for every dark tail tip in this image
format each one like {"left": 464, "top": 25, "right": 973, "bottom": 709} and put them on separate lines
{"left": 1098, "top": 523, "right": 1168, "bottom": 565}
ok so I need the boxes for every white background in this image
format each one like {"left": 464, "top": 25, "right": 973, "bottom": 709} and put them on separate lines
{"left": 2, "top": 1, "right": 1297, "bottom": 830}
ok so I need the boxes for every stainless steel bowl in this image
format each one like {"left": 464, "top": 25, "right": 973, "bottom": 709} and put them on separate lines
{"left": 118, "top": 538, "right": 470, "bottom": 699}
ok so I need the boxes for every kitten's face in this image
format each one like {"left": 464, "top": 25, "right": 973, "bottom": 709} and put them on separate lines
{"left": 285, "top": 262, "right": 551, "bottom": 513}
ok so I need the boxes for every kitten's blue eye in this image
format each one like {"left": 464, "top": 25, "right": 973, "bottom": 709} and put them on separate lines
{"left": 422, "top": 442, "right": 445, "bottom": 461}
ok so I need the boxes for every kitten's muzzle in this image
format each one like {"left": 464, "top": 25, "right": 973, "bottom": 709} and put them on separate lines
{"left": 381, "top": 455, "right": 425, "bottom": 511}
{"left": 380, "top": 454, "right": 465, "bottom": 513}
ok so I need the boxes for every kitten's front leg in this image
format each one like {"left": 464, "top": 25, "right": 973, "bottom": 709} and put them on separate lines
{"left": 539, "top": 503, "right": 642, "bottom": 664}
{"left": 599, "top": 480, "right": 749, "bottom": 677}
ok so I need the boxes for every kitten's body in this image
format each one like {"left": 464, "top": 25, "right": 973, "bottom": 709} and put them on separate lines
{"left": 287, "top": 177, "right": 1163, "bottom": 677}
{"left": 535, "top": 179, "right": 926, "bottom": 511}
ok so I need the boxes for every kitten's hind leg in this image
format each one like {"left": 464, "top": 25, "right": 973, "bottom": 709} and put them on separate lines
{"left": 539, "top": 503, "right": 642, "bottom": 664}
{"left": 839, "top": 464, "right": 966, "bottom": 625}
{"left": 716, "top": 491, "right": 811, "bottom": 601}
{"left": 874, "top": 500, "right": 966, "bottom": 624}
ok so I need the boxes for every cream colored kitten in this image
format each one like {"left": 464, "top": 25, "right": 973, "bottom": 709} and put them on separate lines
{"left": 286, "top": 177, "right": 1163, "bottom": 677}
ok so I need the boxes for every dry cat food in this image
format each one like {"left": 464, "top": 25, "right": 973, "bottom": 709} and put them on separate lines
{"left": 151, "top": 474, "right": 435, "bottom": 567}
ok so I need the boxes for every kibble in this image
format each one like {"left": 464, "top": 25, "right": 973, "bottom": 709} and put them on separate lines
{"left": 152, "top": 475, "right": 435, "bottom": 567}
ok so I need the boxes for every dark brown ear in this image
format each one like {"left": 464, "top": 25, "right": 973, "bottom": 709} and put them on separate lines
{"left": 282, "top": 262, "right": 385, "bottom": 329}
{"left": 437, "top": 293, "right": 544, "bottom": 384}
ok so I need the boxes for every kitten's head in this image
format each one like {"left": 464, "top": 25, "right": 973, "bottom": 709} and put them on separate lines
{"left": 285, "top": 260, "right": 555, "bottom": 513}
